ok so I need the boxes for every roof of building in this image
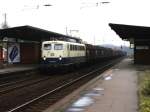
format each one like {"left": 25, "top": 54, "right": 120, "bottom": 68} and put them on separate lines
{"left": 109, "top": 23, "right": 150, "bottom": 39}
{"left": 0, "top": 25, "right": 81, "bottom": 42}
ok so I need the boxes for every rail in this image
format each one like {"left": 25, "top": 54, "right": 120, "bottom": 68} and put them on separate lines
{"left": 7, "top": 57, "right": 122, "bottom": 112}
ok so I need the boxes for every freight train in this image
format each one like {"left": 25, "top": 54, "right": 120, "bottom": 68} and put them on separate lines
{"left": 40, "top": 40, "right": 125, "bottom": 69}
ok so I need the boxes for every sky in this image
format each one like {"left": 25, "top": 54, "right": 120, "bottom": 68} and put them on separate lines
{"left": 1, "top": 0, "right": 150, "bottom": 46}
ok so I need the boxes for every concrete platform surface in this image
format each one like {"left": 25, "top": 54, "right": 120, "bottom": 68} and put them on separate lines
{"left": 82, "top": 58, "right": 138, "bottom": 112}
{"left": 46, "top": 58, "right": 139, "bottom": 112}
{"left": 0, "top": 64, "right": 39, "bottom": 75}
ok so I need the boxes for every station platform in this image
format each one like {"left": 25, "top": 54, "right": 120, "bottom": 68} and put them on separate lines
{"left": 45, "top": 58, "right": 140, "bottom": 112}
{"left": 0, "top": 64, "right": 39, "bottom": 75}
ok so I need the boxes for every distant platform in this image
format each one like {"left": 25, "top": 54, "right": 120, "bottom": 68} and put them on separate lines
{"left": 0, "top": 64, "right": 39, "bottom": 75}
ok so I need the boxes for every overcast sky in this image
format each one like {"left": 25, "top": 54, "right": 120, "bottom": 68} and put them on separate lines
{"left": 1, "top": 0, "right": 149, "bottom": 46}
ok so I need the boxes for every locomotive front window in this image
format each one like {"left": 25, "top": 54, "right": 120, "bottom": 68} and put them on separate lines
{"left": 43, "top": 44, "right": 51, "bottom": 50}
{"left": 54, "top": 44, "right": 63, "bottom": 50}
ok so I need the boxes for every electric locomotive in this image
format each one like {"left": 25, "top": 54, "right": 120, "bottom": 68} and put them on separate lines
{"left": 41, "top": 40, "right": 86, "bottom": 67}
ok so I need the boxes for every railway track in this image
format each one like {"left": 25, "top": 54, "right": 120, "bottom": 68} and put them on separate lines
{"left": 5, "top": 58, "right": 122, "bottom": 112}
{"left": 0, "top": 70, "right": 38, "bottom": 85}
{"left": 0, "top": 75, "right": 51, "bottom": 95}
{"left": 0, "top": 68, "right": 38, "bottom": 78}
{"left": 0, "top": 66, "right": 89, "bottom": 111}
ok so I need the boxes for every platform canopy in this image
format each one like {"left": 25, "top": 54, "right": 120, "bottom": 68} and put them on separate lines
{"left": 109, "top": 23, "right": 150, "bottom": 64}
{"left": 0, "top": 25, "right": 81, "bottom": 42}
{"left": 109, "top": 23, "right": 150, "bottom": 40}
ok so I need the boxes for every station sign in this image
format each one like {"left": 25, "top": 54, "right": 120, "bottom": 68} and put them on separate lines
{"left": 8, "top": 43, "right": 20, "bottom": 63}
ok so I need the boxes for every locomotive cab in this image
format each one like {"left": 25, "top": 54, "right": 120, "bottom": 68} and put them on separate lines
{"left": 41, "top": 40, "right": 86, "bottom": 67}
{"left": 42, "top": 41, "right": 68, "bottom": 66}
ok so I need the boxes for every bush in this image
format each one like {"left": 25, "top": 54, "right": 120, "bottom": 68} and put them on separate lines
{"left": 141, "top": 79, "right": 150, "bottom": 96}
{"left": 140, "top": 96, "right": 150, "bottom": 112}
{"left": 139, "top": 71, "right": 150, "bottom": 112}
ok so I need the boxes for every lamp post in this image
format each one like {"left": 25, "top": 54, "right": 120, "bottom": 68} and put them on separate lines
{"left": 96, "top": 2, "right": 110, "bottom": 6}
{"left": 24, "top": 3, "right": 52, "bottom": 10}
{"left": 43, "top": 4, "right": 52, "bottom": 7}
{"left": 1, "top": 13, "right": 9, "bottom": 29}
{"left": 81, "top": 1, "right": 110, "bottom": 9}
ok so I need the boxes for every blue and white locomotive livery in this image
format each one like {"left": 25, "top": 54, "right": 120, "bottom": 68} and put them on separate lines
{"left": 41, "top": 40, "right": 86, "bottom": 67}
{"left": 41, "top": 40, "right": 126, "bottom": 69}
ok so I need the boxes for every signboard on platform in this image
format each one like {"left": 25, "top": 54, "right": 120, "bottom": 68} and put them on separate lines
{"left": 3, "top": 37, "right": 16, "bottom": 42}
{"left": 8, "top": 43, "right": 20, "bottom": 63}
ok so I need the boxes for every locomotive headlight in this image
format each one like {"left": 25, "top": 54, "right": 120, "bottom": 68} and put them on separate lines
{"left": 59, "top": 56, "right": 62, "bottom": 60}
{"left": 43, "top": 56, "right": 46, "bottom": 60}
